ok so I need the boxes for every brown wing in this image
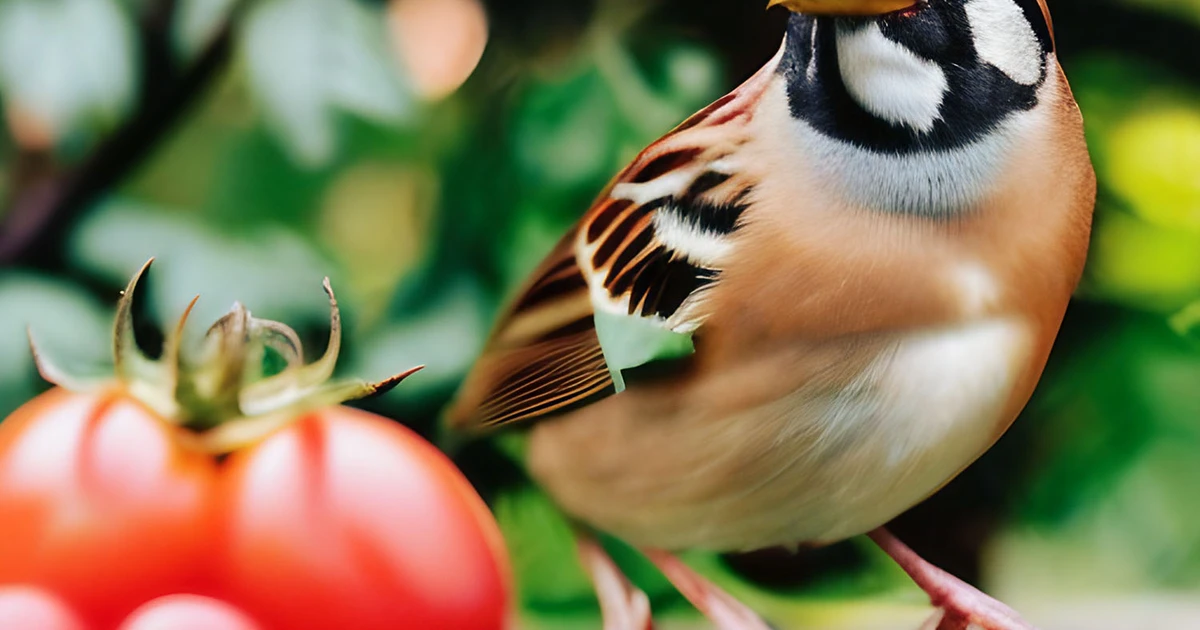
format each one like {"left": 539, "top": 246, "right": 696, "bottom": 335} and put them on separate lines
{"left": 447, "top": 233, "right": 613, "bottom": 431}
{"left": 446, "top": 51, "right": 782, "bottom": 433}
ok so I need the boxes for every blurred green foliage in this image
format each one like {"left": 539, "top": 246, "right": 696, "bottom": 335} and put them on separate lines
{"left": 1, "top": 0, "right": 1199, "bottom": 627}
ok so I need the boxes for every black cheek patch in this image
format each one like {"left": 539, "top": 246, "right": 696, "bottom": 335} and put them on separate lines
{"left": 881, "top": 2, "right": 981, "bottom": 63}
{"left": 778, "top": 9, "right": 1043, "bottom": 158}
{"left": 878, "top": 7, "right": 954, "bottom": 59}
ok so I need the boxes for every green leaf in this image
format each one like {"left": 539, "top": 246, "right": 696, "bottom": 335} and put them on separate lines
{"left": 493, "top": 487, "right": 598, "bottom": 611}
{"left": 0, "top": 0, "right": 136, "bottom": 138}
{"left": 1020, "top": 309, "right": 1200, "bottom": 528}
{"left": 0, "top": 274, "right": 111, "bottom": 418}
{"left": 593, "top": 310, "right": 694, "bottom": 393}
{"left": 512, "top": 67, "right": 619, "bottom": 190}
{"left": 240, "top": 0, "right": 413, "bottom": 166}
{"left": 174, "top": 0, "right": 240, "bottom": 57}
{"left": 69, "top": 198, "right": 336, "bottom": 333}
{"left": 1170, "top": 301, "right": 1200, "bottom": 344}
{"left": 1106, "top": 104, "right": 1200, "bottom": 234}
{"left": 1001, "top": 436, "right": 1200, "bottom": 591}
{"left": 1084, "top": 210, "right": 1200, "bottom": 312}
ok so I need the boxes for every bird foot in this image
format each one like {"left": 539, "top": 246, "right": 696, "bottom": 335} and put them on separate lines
{"left": 577, "top": 537, "right": 653, "bottom": 630}
{"left": 868, "top": 529, "right": 1036, "bottom": 630}
{"left": 576, "top": 536, "right": 773, "bottom": 630}
{"left": 643, "top": 549, "right": 773, "bottom": 630}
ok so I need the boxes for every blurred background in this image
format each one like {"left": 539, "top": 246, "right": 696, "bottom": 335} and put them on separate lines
{"left": 0, "top": 0, "right": 1198, "bottom": 628}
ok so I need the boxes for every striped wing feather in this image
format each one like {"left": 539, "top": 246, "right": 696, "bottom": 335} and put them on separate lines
{"left": 450, "top": 234, "right": 614, "bottom": 430}
{"left": 447, "top": 60, "right": 777, "bottom": 432}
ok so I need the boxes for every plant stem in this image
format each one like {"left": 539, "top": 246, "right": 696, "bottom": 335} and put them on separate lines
{"left": 0, "top": 1, "right": 236, "bottom": 269}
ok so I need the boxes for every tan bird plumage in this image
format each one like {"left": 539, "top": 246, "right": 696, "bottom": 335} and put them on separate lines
{"left": 449, "top": 0, "right": 1095, "bottom": 628}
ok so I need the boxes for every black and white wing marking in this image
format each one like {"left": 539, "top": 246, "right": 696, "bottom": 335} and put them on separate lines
{"left": 578, "top": 141, "right": 755, "bottom": 333}
{"left": 446, "top": 58, "right": 775, "bottom": 432}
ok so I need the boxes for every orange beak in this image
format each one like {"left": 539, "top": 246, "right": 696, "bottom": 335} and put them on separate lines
{"left": 768, "top": 0, "right": 920, "bottom": 15}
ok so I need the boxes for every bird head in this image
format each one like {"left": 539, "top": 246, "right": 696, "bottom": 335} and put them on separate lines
{"left": 772, "top": 0, "right": 1059, "bottom": 214}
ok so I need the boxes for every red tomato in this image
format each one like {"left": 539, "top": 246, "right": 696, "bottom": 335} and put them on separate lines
{"left": 0, "top": 387, "right": 512, "bottom": 630}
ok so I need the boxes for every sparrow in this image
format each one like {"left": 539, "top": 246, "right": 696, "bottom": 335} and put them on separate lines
{"left": 448, "top": 0, "right": 1096, "bottom": 628}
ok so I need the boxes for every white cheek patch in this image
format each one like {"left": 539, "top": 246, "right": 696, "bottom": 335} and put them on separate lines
{"left": 835, "top": 23, "right": 948, "bottom": 134}
{"left": 965, "top": 0, "right": 1044, "bottom": 86}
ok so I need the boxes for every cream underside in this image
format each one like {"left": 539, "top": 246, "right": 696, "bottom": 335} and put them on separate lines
{"left": 747, "top": 317, "right": 1029, "bottom": 547}
{"left": 530, "top": 316, "right": 1030, "bottom": 551}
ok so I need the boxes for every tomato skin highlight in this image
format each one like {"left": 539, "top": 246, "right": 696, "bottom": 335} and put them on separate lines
{"left": 217, "top": 408, "right": 512, "bottom": 630}
{"left": 0, "top": 388, "right": 221, "bottom": 627}
{"left": 118, "top": 595, "right": 262, "bottom": 630}
{"left": 0, "top": 389, "right": 512, "bottom": 630}
{"left": 0, "top": 586, "right": 88, "bottom": 630}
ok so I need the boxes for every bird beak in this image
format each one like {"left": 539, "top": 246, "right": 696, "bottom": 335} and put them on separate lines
{"left": 768, "top": 0, "right": 920, "bottom": 15}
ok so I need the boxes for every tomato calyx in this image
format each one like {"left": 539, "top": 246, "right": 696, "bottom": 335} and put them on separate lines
{"left": 29, "top": 259, "right": 422, "bottom": 454}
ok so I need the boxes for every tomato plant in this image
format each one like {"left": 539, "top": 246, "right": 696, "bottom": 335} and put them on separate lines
{"left": 0, "top": 262, "right": 512, "bottom": 630}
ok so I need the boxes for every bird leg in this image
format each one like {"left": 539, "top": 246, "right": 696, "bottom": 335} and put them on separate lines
{"left": 642, "top": 549, "right": 774, "bottom": 630}
{"left": 868, "top": 528, "right": 1036, "bottom": 630}
{"left": 577, "top": 536, "right": 654, "bottom": 630}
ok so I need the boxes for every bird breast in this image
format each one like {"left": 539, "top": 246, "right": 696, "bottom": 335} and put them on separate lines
{"left": 526, "top": 316, "right": 1033, "bottom": 552}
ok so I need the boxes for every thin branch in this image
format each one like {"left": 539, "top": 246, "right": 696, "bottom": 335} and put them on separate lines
{"left": 0, "top": 4, "right": 236, "bottom": 268}
{"left": 138, "top": 0, "right": 184, "bottom": 100}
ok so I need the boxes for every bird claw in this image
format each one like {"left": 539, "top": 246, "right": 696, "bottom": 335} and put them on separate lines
{"left": 921, "top": 591, "right": 1036, "bottom": 630}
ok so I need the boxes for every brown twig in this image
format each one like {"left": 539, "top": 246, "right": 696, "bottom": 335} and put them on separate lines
{"left": 0, "top": 0, "right": 236, "bottom": 269}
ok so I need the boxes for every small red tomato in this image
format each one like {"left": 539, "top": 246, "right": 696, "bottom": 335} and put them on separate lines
{"left": 0, "top": 390, "right": 221, "bottom": 627}
{"left": 0, "top": 262, "right": 512, "bottom": 630}
{"left": 217, "top": 408, "right": 510, "bottom": 630}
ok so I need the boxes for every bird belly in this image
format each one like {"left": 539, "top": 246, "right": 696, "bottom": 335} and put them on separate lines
{"left": 527, "top": 317, "right": 1033, "bottom": 552}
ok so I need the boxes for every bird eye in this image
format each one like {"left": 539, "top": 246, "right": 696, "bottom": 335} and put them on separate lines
{"left": 895, "top": 0, "right": 927, "bottom": 16}
{"left": 887, "top": 0, "right": 926, "bottom": 19}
